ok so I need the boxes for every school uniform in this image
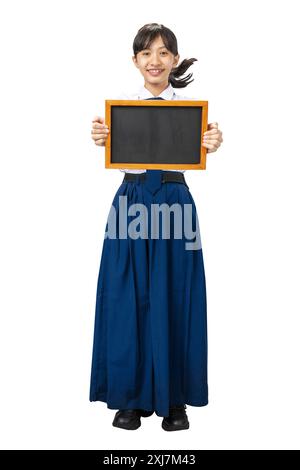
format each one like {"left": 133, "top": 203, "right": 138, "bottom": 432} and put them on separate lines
{"left": 89, "top": 83, "right": 208, "bottom": 418}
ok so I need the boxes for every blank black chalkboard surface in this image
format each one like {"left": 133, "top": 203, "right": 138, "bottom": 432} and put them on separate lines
{"left": 105, "top": 100, "right": 208, "bottom": 170}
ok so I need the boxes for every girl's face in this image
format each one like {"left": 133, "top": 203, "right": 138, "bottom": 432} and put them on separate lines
{"left": 132, "top": 35, "right": 179, "bottom": 88}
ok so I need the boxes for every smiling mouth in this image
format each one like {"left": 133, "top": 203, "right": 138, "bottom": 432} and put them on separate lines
{"left": 147, "top": 69, "right": 164, "bottom": 75}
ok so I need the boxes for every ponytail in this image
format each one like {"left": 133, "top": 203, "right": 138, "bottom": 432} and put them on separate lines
{"left": 169, "top": 58, "right": 198, "bottom": 88}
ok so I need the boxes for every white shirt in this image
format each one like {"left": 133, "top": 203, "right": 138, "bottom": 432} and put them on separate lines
{"left": 115, "top": 83, "right": 198, "bottom": 174}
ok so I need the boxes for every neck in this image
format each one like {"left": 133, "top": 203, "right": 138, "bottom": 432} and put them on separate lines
{"left": 144, "top": 81, "right": 169, "bottom": 97}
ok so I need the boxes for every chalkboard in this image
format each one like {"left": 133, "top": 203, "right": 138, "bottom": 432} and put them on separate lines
{"left": 105, "top": 100, "right": 208, "bottom": 170}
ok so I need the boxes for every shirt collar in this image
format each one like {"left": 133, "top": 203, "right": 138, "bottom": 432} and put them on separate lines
{"left": 137, "top": 83, "right": 175, "bottom": 100}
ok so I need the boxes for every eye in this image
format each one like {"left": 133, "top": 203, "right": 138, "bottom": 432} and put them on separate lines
{"left": 141, "top": 51, "right": 168, "bottom": 56}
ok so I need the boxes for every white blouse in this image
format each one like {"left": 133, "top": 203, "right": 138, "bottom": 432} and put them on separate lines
{"left": 115, "top": 83, "right": 198, "bottom": 174}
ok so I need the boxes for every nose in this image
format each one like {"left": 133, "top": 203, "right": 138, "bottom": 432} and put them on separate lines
{"left": 149, "top": 62, "right": 163, "bottom": 69}
{"left": 149, "top": 53, "right": 162, "bottom": 66}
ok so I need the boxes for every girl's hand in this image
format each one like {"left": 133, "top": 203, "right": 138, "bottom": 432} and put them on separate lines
{"left": 202, "top": 122, "right": 223, "bottom": 153}
{"left": 91, "top": 116, "right": 110, "bottom": 146}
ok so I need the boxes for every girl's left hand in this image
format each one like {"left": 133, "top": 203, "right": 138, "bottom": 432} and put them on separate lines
{"left": 202, "top": 122, "right": 223, "bottom": 153}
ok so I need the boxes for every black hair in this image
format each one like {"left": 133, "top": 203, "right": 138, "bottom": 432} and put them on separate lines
{"left": 132, "top": 23, "right": 197, "bottom": 88}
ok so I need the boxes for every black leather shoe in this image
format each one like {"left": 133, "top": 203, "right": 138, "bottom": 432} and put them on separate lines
{"left": 112, "top": 409, "right": 154, "bottom": 430}
{"left": 162, "top": 405, "right": 189, "bottom": 431}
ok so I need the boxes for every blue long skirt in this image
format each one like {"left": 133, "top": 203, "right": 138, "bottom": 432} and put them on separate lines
{"left": 89, "top": 176, "right": 208, "bottom": 417}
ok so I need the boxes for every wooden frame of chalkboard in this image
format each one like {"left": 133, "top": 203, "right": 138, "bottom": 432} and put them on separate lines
{"left": 105, "top": 100, "right": 208, "bottom": 170}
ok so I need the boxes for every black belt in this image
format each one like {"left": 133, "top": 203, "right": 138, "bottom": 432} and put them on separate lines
{"left": 123, "top": 171, "right": 187, "bottom": 185}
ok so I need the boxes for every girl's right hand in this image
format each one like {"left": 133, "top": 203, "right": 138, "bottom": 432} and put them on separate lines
{"left": 91, "top": 116, "right": 110, "bottom": 146}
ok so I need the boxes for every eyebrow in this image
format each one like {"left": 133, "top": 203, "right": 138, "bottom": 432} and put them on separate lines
{"left": 142, "top": 46, "right": 167, "bottom": 50}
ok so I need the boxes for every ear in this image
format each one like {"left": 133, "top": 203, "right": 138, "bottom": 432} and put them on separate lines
{"left": 173, "top": 54, "right": 180, "bottom": 68}
{"left": 132, "top": 56, "right": 138, "bottom": 68}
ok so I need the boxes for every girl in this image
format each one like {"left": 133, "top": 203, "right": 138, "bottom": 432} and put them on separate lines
{"left": 90, "top": 23, "right": 223, "bottom": 431}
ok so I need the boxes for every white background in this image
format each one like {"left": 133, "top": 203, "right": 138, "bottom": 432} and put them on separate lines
{"left": 0, "top": 0, "right": 299, "bottom": 450}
